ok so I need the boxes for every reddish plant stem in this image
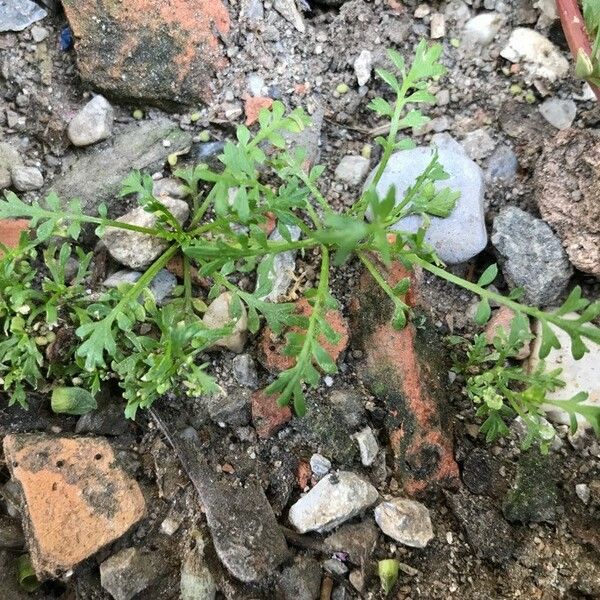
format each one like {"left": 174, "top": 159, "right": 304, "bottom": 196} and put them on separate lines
{"left": 556, "top": 0, "right": 600, "bottom": 100}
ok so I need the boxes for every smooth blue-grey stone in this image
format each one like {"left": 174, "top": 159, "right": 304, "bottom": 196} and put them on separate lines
{"left": 367, "top": 133, "right": 487, "bottom": 264}
{"left": 103, "top": 268, "right": 176, "bottom": 306}
{"left": 486, "top": 145, "right": 518, "bottom": 183}
{"left": 0, "top": 0, "right": 47, "bottom": 32}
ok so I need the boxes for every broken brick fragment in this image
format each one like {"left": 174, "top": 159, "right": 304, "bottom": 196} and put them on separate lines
{"left": 61, "top": 0, "right": 230, "bottom": 106}
{"left": 252, "top": 389, "right": 292, "bottom": 439}
{"left": 0, "top": 219, "right": 29, "bottom": 256}
{"left": 245, "top": 96, "right": 274, "bottom": 126}
{"left": 351, "top": 260, "right": 459, "bottom": 495}
{"left": 259, "top": 298, "right": 350, "bottom": 373}
{"left": 3, "top": 434, "right": 145, "bottom": 578}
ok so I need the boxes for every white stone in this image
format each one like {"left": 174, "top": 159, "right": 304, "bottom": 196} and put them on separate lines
{"left": 538, "top": 98, "right": 576, "bottom": 130}
{"left": 366, "top": 133, "right": 487, "bottom": 264}
{"left": 68, "top": 95, "right": 114, "bottom": 147}
{"left": 102, "top": 198, "right": 189, "bottom": 270}
{"left": 500, "top": 29, "right": 569, "bottom": 82}
{"left": 288, "top": 472, "right": 379, "bottom": 533}
{"left": 575, "top": 483, "right": 590, "bottom": 505}
{"left": 10, "top": 165, "right": 43, "bottom": 191}
{"left": 310, "top": 453, "right": 331, "bottom": 477}
{"left": 354, "top": 50, "right": 373, "bottom": 87}
{"left": 462, "top": 128, "right": 496, "bottom": 160}
{"left": 335, "top": 155, "right": 370, "bottom": 186}
{"left": 528, "top": 315, "right": 600, "bottom": 432}
{"left": 430, "top": 13, "right": 446, "bottom": 39}
{"left": 414, "top": 4, "right": 431, "bottom": 18}
{"left": 374, "top": 498, "right": 434, "bottom": 548}
{"left": 352, "top": 427, "right": 379, "bottom": 466}
{"left": 203, "top": 292, "right": 248, "bottom": 353}
{"left": 463, "top": 12, "right": 505, "bottom": 47}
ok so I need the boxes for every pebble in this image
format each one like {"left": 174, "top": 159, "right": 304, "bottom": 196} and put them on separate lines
{"left": 68, "top": 95, "right": 114, "bottom": 147}
{"left": 538, "top": 98, "right": 577, "bottom": 130}
{"left": 430, "top": 13, "right": 446, "bottom": 38}
{"left": 463, "top": 12, "right": 504, "bottom": 46}
{"left": 500, "top": 29, "right": 569, "bottom": 82}
{"left": 323, "top": 558, "right": 348, "bottom": 576}
{"left": 492, "top": 207, "right": 572, "bottom": 306}
{"left": 180, "top": 534, "right": 216, "bottom": 600}
{"left": 103, "top": 269, "right": 177, "bottom": 305}
{"left": 335, "top": 155, "right": 371, "bottom": 186}
{"left": 485, "top": 145, "right": 518, "bottom": 183}
{"left": 255, "top": 225, "right": 301, "bottom": 302}
{"left": 374, "top": 498, "right": 434, "bottom": 548}
{"left": 202, "top": 292, "right": 249, "bottom": 353}
{"left": 232, "top": 354, "right": 259, "bottom": 389}
{"left": 152, "top": 177, "right": 189, "bottom": 199}
{"left": 274, "top": 0, "right": 305, "bottom": 33}
{"left": 10, "top": 165, "right": 44, "bottom": 191}
{"left": 575, "top": 483, "right": 591, "bottom": 505}
{"left": 367, "top": 133, "right": 487, "bottom": 264}
{"left": 102, "top": 197, "right": 189, "bottom": 269}
{"left": 0, "top": 0, "right": 47, "bottom": 32}
{"left": 528, "top": 315, "right": 600, "bottom": 433}
{"left": 310, "top": 453, "right": 332, "bottom": 478}
{"left": 461, "top": 128, "right": 496, "bottom": 160}
{"left": 354, "top": 50, "right": 372, "bottom": 87}
{"left": 352, "top": 427, "right": 379, "bottom": 466}
{"left": 278, "top": 557, "right": 322, "bottom": 600}
{"left": 30, "top": 25, "right": 49, "bottom": 42}
{"left": 288, "top": 471, "right": 379, "bottom": 533}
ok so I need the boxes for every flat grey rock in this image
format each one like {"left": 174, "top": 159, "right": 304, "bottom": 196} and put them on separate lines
{"left": 68, "top": 95, "right": 114, "bottom": 147}
{"left": 367, "top": 134, "right": 487, "bottom": 264}
{"left": 51, "top": 118, "right": 192, "bottom": 219}
{"left": 0, "top": 0, "right": 47, "bottom": 32}
{"left": 492, "top": 206, "right": 572, "bottom": 306}
{"left": 374, "top": 498, "right": 434, "bottom": 548}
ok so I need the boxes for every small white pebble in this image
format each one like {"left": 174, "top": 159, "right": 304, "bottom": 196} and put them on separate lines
{"left": 446, "top": 531, "right": 454, "bottom": 544}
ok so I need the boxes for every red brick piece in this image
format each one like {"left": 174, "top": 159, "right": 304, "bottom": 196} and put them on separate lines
{"left": 351, "top": 260, "right": 459, "bottom": 496}
{"left": 252, "top": 389, "right": 292, "bottom": 439}
{"left": 259, "top": 298, "right": 350, "bottom": 373}
{"left": 0, "top": 219, "right": 29, "bottom": 256}
{"left": 245, "top": 96, "right": 273, "bottom": 126}
{"left": 62, "top": 0, "right": 230, "bottom": 106}
{"left": 3, "top": 434, "right": 146, "bottom": 578}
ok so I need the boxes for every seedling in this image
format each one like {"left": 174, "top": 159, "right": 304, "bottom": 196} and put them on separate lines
{"left": 1, "top": 43, "right": 599, "bottom": 447}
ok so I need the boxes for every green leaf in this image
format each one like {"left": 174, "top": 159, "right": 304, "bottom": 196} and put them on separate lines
{"left": 368, "top": 97, "right": 394, "bottom": 117}
{"left": 51, "top": 387, "right": 97, "bottom": 415}
{"left": 376, "top": 68, "right": 400, "bottom": 91}
{"left": 477, "top": 264, "right": 498, "bottom": 287}
{"left": 379, "top": 559, "right": 399, "bottom": 597}
{"left": 474, "top": 299, "right": 491, "bottom": 325}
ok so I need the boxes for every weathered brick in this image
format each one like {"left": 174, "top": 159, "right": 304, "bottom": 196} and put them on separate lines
{"left": 252, "top": 389, "right": 292, "bottom": 439}
{"left": 0, "top": 219, "right": 29, "bottom": 256}
{"left": 351, "top": 260, "right": 459, "bottom": 495}
{"left": 3, "top": 434, "right": 145, "bottom": 578}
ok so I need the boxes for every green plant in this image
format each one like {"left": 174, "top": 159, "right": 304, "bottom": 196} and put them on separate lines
{"left": 1, "top": 42, "right": 599, "bottom": 445}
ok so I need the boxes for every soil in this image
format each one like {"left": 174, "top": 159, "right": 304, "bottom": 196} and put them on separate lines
{"left": 1, "top": 1, "right": 599, "bottom": 599}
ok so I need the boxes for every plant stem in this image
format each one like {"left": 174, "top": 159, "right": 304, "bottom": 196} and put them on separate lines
{"left": 358, "top": 252, "right": 409, "bottom": 312}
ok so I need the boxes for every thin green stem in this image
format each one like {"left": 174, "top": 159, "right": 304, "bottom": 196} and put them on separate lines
{"left": 358, "top": 252, "right": 409, "bottom": 312}
{"left": 183, "top": 254, "right": 193, "bottom": 316}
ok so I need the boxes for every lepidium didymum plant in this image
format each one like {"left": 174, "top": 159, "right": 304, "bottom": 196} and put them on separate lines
{"left": 1, "top": 41, "right": 599, "bottom": 447}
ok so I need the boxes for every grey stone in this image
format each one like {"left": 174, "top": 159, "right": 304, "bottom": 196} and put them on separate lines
{"left": 232, "top": 354, "right": 259, "bottom": 389}
{"left": 539, "top": 98, "right": 577, "bottom": 130}
{"left": 461, "top": 128, "right": 496, "bottom": 160}
{"left": 100, "top": 547, "right": 170, "bottom": 600}
{"left": 153, "top": 177, "right": 189, "bottom": 199}
{"left": 0, "top": 143, "right": 22, "bottom": 173}
{"left": 328, "top": 389, "right": 365, "bottom": 430}
{"left": 0, "top": 0, "right": 47, "bottom": 32}
{"left": 503, "top": 451, "right": 561, "bottom": 523}
{"left": 486, "top": 145, "right": 518, "bottom": 183}
{"left": 352, "top": 427, "right": 378, "bottom": 466}
{"left": 310, "top": 453, "right": 332, "bottom": 478}
{"left": 445, "top": 488, "right": 515, "bottom": 564}
{"left": 68, "top": 95, "right": 114, "bottom": 147}
{"left": 101, "top": 198, "right": 189, "bottom": 270}
{"left": 241, "top": 0, "right": 264, "bottom": 26}
{"left": 492, "top": 206, "right": 572, "bottom": 306}
{"left": 335, "top": 155, "right": 371, "bottom": 186}
{"left": 170, "top": 427, "right": 289, "bottom": 582}
{"left": 203, "top": 388, "right": 251, "bottom": 426}
{"left": 30, "top": 24, "right": 48, "bottom": 42}
{"left": 367, "top": 133, "right": 487, "bottom": 264}
{"left": 51, "top": 118, "right": 192, "bottom": 219}
{"left": 0, "top": 167, "right": 11, "bottom": 190}
{"left": 180, "top": 533, "right": 216, "bottom": 600}
{"left": 10, "top": 165, "right": 43, "bottom": 191}
{"left": 274, "top": 0, "right": 305, "bottom": 32}
{"left": 256, "top": 225, "right": 301, "bottom": 302}
{"left": 203, "top": 292, "right": 248, "bottom": 353}
{"left": 278, "top": 557, "right": 322, "bottom": 600}
{"left": 374, "top": 498, "right": 434, "bottom": 548}
{"left": 288, "top": 472, "right": 379, "bottom": 533}
{"left": 575, "top": 483, "right": 590, "bottom": 505}
{"left": 323, "top": 558, "right": 348, "bottom": 576}
{"left": 0, "top": 516, "right": 24, "bottom": 550}
{"left": 354, "top": 50, "right": 372, "bottom": 87}
{"left": 103, "top": 269, "right": 177, "bottom": 306}
{"left": 463, "top": 12, "right": 504, "bottom": 46}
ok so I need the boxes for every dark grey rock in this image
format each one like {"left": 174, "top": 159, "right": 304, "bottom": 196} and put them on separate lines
{"left": 0, "top": 0, "right": 46, "bottom": 32}
{"left": 503, "top": 451, "right": 561, "bottom": 524}
{"left": 203, "top": 388, "right": 251, "bottom": 427}
{"left": 323, "top": 558, "right": 348, "bottom": 576}
{"left": 51, "top": 118, "right": 192, "bottom": 219}
{"left": 486, "top": 145, "right": 518, "bottom": 183}
{"left": 232, "top": 354, "right": 259, "bottom": 389}
{"left": 103, "top": 268, "right": 177, "bottom": 306}
{"left": 492, "top": 206, "right": 572, "bottom": 306}
{"left": 325, "top": 520, "right": 378, "bottom": 566}
{"left": 446, "top": 488, "right": 515, "bottom": 564}
{"left": 461, "top": 448, "right": 502, "bottom": 497}
{"left": 328, "top": 389, "right": 365, "bottom": 430}
{"left": 278, "top": 557, "right": 322, "bottom": 600}
{"left": 0, "top": 516, "right": 24, "bottom": 550}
